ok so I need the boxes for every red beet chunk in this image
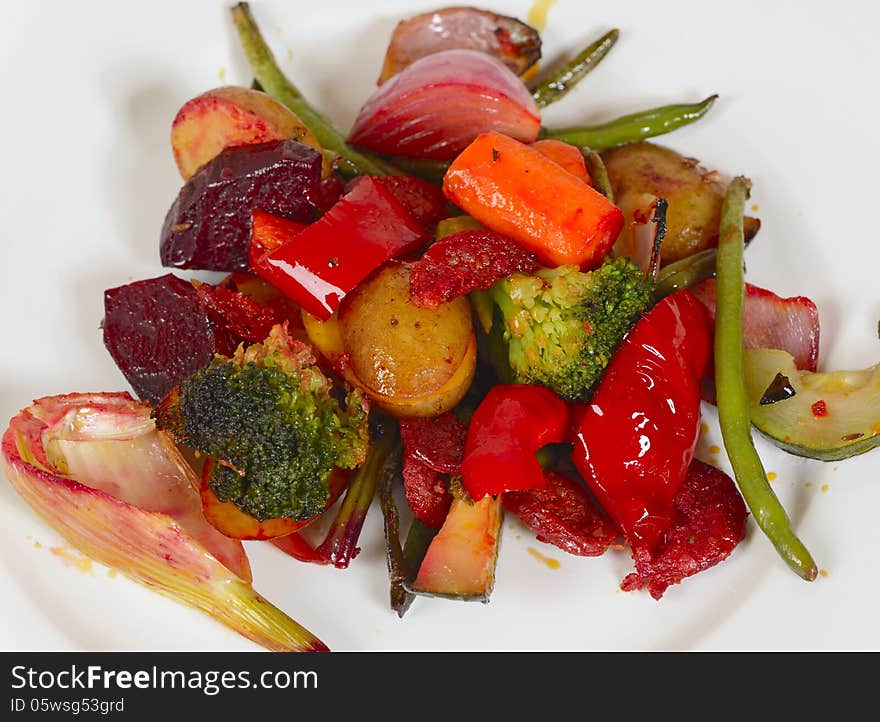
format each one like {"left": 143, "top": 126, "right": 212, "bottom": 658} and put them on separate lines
{"left": 409, "top": 230, "right": 538, "bottom": 309}
{"left": 401, "top": 452, "right": 453, "bottom": 530}
{"left": 621, "top": 459, "right": 748, "bottom": 600}
{"left": 103, "top": 274, "right": 237, "bottom": 405}
{"left": 311, "top": 173, "right": 345, "bottom": 213}
{"left": 503, "top": 470, "right": 619, "bottom": 557}
{"left": 160, "top": 139, "right": 323, "bottom": 273}
{"left": 399, "top": 413, "right": 466, "bottom": 474}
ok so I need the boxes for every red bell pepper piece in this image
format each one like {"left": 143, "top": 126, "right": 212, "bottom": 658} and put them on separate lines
{"left": 248, "top": 209, "right": 308, "bottom": 269}
{"left": 254, "top": 176, "right": 428, "bottom": 320}
{"left": 570, "top": 289, "right": 711, "bottom": 553}
{"left": 461, "top": 384, "right": 568, "bottom": 500}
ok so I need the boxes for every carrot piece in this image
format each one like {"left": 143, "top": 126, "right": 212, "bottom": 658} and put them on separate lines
{"left": 443, "top": 132, "right": 623, "bottom": 268}
{"left": 531, "top": 139, "right": 591, "bottom": 185}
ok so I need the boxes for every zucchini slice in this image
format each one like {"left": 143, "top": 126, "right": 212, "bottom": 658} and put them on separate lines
{"left": 744, "top": 348, "right": 880, "bottom": 461}
{"left": 406, "top": 495, "right": 503, "bottom": 602}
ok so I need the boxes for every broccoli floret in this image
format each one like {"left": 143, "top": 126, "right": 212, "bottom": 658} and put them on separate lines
{"left": 488, "top": 256, "right": 654, "bottom": 401}
{"left": 156, "top": 324, "right": 369, "bottom": 521}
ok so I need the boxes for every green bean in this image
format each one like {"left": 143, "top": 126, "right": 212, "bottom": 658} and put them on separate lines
{"left": 543, "top": 95, "right": 718, "bottom": 151}
{"left": 582, "top": 149, "right": 614, "bottom": 202}
{"left": 531, "top": 29, "right": 619, "bottom": 108}
{"left": 654, "top": 228, "right": 760, "bottom": 300}
{"left": 384, "top": 156, "right": 450, "bottom": 184}
{"left": 714, "top": 176, "right": 818, "bottom": 582}
{"left": 468, "top": 288, "right": 494, "bottom": 334}
{"left": 654, "top": 248, "right": 718, "bottom": 299}
{"left": 231, "top": 3, "right": 399, "bottom": 177}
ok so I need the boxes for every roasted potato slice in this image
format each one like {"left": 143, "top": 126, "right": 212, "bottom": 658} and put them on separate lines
{"left": 172, "top": 86, "right": 329, "bottom": 179}
{"left": 602, "top": 141, "right": 760, "bottom": 263}
{"left": 328, "top": 262, "right": 476, "bottom": 417}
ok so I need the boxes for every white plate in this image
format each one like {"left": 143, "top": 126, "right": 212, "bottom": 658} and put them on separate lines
{"left": 1, "top": 0, "right": 878, "bottom": 652}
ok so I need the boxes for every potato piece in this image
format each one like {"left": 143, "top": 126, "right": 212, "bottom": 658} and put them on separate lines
{"left": 302, "top": 308, "right": 345, "bottom": 367}
{"left": 602, "top": 141, "right": 760, "bottom": 263}
{"left": 337, "top": 262, "right": 476, "bottom": 417}
{"left": 171, "top": 86, "right": 326, "bottom": 179}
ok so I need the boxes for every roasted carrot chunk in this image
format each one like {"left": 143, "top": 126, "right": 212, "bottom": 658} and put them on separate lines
{"left": 531, "top": 139, "right": 591, "bottom": 184}
{"left": 442, "top": 132, "right": 623, "bottom": 268}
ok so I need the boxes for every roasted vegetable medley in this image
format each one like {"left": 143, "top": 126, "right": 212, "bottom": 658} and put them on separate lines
{"left": 5, "top": 3, "right": 880, "bottom": 652}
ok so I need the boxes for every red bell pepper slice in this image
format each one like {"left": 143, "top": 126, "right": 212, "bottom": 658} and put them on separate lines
{"left": 461, "top": 384, "right": 568, "bottom": 500}
{"left": 254, "top": 176, "right": 428, "bottom": 319}
{"left": 570, "top": 289, "right": 711, "bottom": 553}
{"left": 248, "top": 209, "right": 308, "bottom": 269}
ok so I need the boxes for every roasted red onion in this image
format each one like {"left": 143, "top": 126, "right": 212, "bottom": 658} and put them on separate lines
{"left": 348, "top": 49, "right": 541, "bottom": 160}
{"left": 378, "top": 6, "right": 541, "bottom": 84}
{"left": 692, "top": 278, "right": 820, "bottom": 371}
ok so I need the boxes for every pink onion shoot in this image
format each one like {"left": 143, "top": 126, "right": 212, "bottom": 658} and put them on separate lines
{"left": 2, "top": 392, "right": 328, "bottom": 652}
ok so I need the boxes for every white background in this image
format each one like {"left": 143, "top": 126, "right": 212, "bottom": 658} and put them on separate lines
{"left": 0, "top": 0, "right": 878, "bottom": 650}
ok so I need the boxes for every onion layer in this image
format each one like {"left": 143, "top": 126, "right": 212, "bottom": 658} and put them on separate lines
{"left": 692, "top": 278, "right": 820, "bottom": 372}
{"left": 378, "top": 7, "right": 541, "bottom": 84}
{"left": 348, "top": 49, "right": 541, "bottom": 160}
